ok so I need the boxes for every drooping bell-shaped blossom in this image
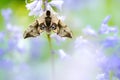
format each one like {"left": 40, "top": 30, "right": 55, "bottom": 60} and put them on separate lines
{"left": 82, "top": 25, "right": 97, "bottom": 36}
{"left": 99, "top": 16, "right": 118, "bottom": 35}
{"left": 25, "top": 0, "right": 64, "bottom": 16}
{"left": 26, "top": 0, "right": 43, "bottom": 16}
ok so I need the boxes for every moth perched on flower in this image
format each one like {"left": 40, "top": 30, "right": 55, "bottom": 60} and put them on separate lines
{"left": 23, "top": 10, "right": 72, "bottom": 39}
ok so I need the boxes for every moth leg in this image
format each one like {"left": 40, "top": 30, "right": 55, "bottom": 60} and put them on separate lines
{"left": 23, "top": 20, "right": 40, "bottom": 39}
{"left": 57, "top": 20, "right": 72, "bottom": 38}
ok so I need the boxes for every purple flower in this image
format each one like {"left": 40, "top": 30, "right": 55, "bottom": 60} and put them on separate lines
{"left": 0, "top": 49, "right": 5, "bottom": 56}
{"left": 1, "top": 8, "right": 27, "bottom": 54}
{"left": 5, "top": 23, "right": 27, "bottom": 53}
{"left": 0, "top": 59, "right": 13, "bottom": 70}
{"left": 101, "top": 36, "right": 119, "bottom": 48}
{"left": 7, "top": 39, "right": 17, "bottom": 52}
{"left": 0, "top": 32, "right": 5, "bottom": 43}
{"left": 50, "top": 33, "right": 66, "bottom": 44}
{"left": 49, "top": 0, "right": 64, "bottom": 11}
{"left": 57, "top": 49, "right": 69, "bottom": 59}
{"left": 26, "top": 0, "right": 43, "bottom": 16}
{"left": 102, "top": 16, "right": 111, "bottom": 24}
{"left": 99, "top": 16, "right": 118, "bottom": 35}
{"left": 96, "top": 73, "right": 108, "bottom": 80}
{"left": 29, "top": 38, "right": 45, "bottom": 59}
{"left": 64, "top": 0, "right": 81, "bottom": 10}
{"left": 82, "top": 25, "right": 97, "bottom": 36}
{"left": 1, "top": 8, "right": 12, "bottom": 22}
{"left": 99, "top": 55, "right": 120, "bottom": 79}
{"left": 26, "top": 0, "right": 64, "bottom": 16}
{"left": 74, "top": 36, "right": 91, "bottom": 49}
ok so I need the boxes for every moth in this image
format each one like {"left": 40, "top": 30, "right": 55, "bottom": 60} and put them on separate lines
{"left": 23, "top": 10, "right": 72, "bottom": 39}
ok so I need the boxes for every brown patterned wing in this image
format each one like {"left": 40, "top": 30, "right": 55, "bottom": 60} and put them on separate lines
{"left": 57, "top": 20, "right": 72, "bottom": 38}
{"left": 23, "top": 20, "right": 40, "bottom": 39}
{"left": 50, "top": 13, "right": 60, "bottom": 33}
{"left": 50, "top": 13, "right": 72, "bottom": 38}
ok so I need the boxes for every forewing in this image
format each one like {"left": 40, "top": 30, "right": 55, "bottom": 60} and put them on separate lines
{"left": 50, "top": 13, "right": 72, "bottom": 38}
{"left": 50, "top": 13, "right": 58, "bottom": 32}
{"left": 23, "top": 20, "right": 40, "bottom": 39}
{"left": 23, "top": 12, "right": 46, "bottom": 39}
{"left": 57, "top": 20, "right": 72, "bottom": 38}
{"left": 51, "top": 13, "right": 59, "bottom": 25}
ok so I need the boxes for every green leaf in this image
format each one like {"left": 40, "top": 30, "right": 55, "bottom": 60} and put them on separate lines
{"left": 51, "top": 5, "right": 59, "bottom": 12}
{"left": 48, "top": 0, "right": 52, "bottom": 2}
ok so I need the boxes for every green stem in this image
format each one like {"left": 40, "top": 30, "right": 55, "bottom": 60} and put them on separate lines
{"left": 42, "top": 0, "right": 48, "bottom": 11}
{"left": 43, "top": 0, "right": 55, "bottom": 79}
{"left": 47, "top": 34, "right": 55, "bottom": 80}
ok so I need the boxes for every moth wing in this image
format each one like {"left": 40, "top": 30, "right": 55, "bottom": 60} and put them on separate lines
{"left": 37, "top": 12, "right": 46, "bottom": 25}
{"left": 23, "top": 20, "right": 40, "bottom": 39}
{"left": 23, "top": 13, "right": 46, "bottom": 39}
{"left": 50, "top": 14, "right": 59, "bottom": 33}
{"left": 51, "top": 13, "right": 59, "bottom": 24}
{"left": 51, "top": 13, "right": 72, "bottom": 38}
{"left": 57, "top": 20, "right": 72, "bottom": 38}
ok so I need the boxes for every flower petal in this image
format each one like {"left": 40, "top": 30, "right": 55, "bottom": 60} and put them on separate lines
{"left": 26, "top": 0, "right": 38, "bottom": 10}
{"left": 102, "top": 16, "right": 111, "bottom": 25}
{"left": 33, "top": 1, "right": 42, "bottom": 12}
{"left": 58, "top": 49, "right": 67, "bottom": 59}
{"left": 50, "top": 33, "right": 66, "bottom": 44}
{"left": 49, "top": 0, "right": 64, "bottom": 10}
{"left": 82, "top": 25, "right": 97, "bottom": 36}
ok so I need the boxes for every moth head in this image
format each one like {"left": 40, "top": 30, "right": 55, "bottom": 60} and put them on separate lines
{"left": 46, "top": 10, "right": 51, "bottom": 17}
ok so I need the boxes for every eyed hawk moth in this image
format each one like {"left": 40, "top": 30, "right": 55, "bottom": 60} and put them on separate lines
{"left": 23, "top": 10, "right": 72, "bottom": 39}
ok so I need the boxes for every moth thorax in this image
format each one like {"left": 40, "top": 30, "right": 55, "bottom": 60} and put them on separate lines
{"left": 46, "top": 10, "right": 51, "bottom": 17}
{"left": 45, "top": 17, "right": 51, "bottom": 27}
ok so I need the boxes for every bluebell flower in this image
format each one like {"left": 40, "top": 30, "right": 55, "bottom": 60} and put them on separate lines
{"left": 26, "top": 0, "right": 64, "bottom": 16}
{"left": 5, "top": 24, "right": 27, "bottom": 53}
{"left": 101, "top": 36, "right": 119, "bottom": 48}
{"left": 29, "top": 37, "right": 45, "bottom": 59}
{"left": 74, "top": 36, "right": 91, "bottom": 49}
{"left": 99, "top": 16, "right": 118, "bottom": 35}
{"left": 0, "top": 32, "right": 5, "bottom": 43}
{"left": 54, "top": 35, "right": 101, "bottom": 80}
{"left": 102, "top": 16, "right": 111, "bottom": 24}
{"left": 96, "top": 73, "right": 108, "bottom": 80}
{"left": 50, "top": 33, "right": 66, "bottom": 45}
{"left": 26, "top": 0, "right": 43, "bottom": 16}
{"left": 1, "top": 8, "right": 12, "bottom": 23}
{"left": 82, "top": 25, "right": 97, "bottom": 36}
{"left": 0, "top": 48, "right": 5, "bottom": 56}
{"left": 0, "top": 59, "right": 13, "bottom": 70}
{"left": 99, "top": 55, "right": 120, "bottom": 79}
{"left": 48, "top": 0, "right": 64, "bottom": 11}
{"left": 1, "top": 9, "right": 27, "bottom": 54}
{"left": 57, "top": 49, "right": 68, "bottom": 59}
